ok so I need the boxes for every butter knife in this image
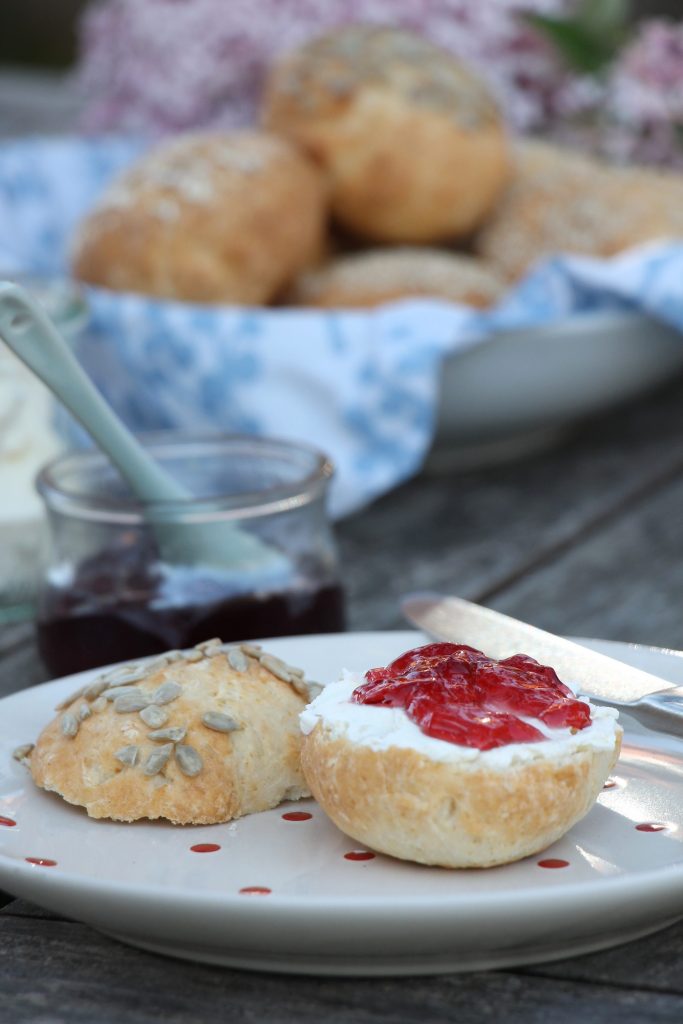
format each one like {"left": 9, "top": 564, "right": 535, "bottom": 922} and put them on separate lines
{"left": 401, "top": 592, "right": 683, "bottom": 738}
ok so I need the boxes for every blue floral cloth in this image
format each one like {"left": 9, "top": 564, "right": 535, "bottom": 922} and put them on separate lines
{"left": 1, "top": 136, "right": 683, "bottom": 516}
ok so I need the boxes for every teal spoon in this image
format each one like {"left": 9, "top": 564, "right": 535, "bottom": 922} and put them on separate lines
{"left": 0, "top": 281, "right": 288, "bottom": 577}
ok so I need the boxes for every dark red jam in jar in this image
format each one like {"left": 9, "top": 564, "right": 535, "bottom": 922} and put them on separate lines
{"left": 35, "top": 437, "right": 345, "bottom": 678}
{"left": 352, "top": 642, "right": 590, "bottom": 750}
{"left": 37, "top": 539, "right": 345, "bottom": 677}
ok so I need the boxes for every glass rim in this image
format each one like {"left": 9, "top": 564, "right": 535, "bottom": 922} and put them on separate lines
{"left": 36, "top": 433, "right": 335, "bottom": 525}
{"left": 1, "top": 273, "right": 89, "bottom": 335}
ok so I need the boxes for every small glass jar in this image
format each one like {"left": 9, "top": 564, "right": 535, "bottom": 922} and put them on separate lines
{"left": 35, "top": 434, "right": 345, "bottom": 677}
{"left": 0, "top": 276, "right": 88, "bottom": 623}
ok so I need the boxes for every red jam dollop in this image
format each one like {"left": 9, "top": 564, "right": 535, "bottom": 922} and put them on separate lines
{"left": 351, "top": 642, "right": 591, "bottom": 751}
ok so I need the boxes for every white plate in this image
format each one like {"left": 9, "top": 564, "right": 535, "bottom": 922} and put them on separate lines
{"left": 433, "top": 311, "right": 683, "bottom": 469}
{"left": 0, "top": 631, "right": 682, "bottom": 976}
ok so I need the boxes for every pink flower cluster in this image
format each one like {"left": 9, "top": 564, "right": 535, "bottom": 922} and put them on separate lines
{"left": 77, "top": 1, "right": 683, "bottom": 167}
{"left": 78, "top": 0, "right": 572, "bottom": 135}
{"left": 605, "top": 20, "right": 683, "bottom": 168}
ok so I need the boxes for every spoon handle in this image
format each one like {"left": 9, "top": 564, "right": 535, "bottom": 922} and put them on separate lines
{"left": 0, "top": 282, "right": 186, "bottom": 503}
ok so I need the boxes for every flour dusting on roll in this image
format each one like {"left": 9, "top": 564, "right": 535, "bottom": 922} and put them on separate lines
{"left": 301, "top": 642, "right": 622, "bottom": 868}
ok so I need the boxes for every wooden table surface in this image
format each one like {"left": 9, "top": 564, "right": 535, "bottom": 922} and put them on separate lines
{"left": 2, "top": 68, "right": 683, "bottom": 1024}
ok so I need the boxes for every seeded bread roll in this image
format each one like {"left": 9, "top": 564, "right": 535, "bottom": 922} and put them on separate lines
{"left": 300, "top": 673, "right": 622, "bottom": 869}
{"left": 263, "top": 25, "right": 510, "bottom": 243}
{"left": 71, "top": 131, "right": 328, "bottom": 304}
{"left": 28, "top": 639, "right": 318, "bottom": 824}
{"left": 475, "top": 140, "right": 683, "bottom": 281}
{"left": 288, "top": 248, "right": 504, "bottom": 308}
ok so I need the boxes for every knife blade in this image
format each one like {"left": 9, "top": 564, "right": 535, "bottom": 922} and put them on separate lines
{"left": 401, "top": 592, "right": 683, "bottom": 737}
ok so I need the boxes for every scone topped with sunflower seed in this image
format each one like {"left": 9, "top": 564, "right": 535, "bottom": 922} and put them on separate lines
{"left": 27, "top": 639, "right": 319, "bottom": 824}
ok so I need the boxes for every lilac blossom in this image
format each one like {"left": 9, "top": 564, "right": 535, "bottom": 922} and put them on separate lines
{"left": 77, "top": 0, "right": 573, "bottom": 135}
{"left": 603, "top": 20, "right": 683, "bottom": 168}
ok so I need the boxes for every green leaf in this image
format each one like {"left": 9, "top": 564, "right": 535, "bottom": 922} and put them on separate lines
{"left": 525, "top": 13, "right": 616, "bottom": 74}
{"left": 576, "top": 0, "right": 631, "bottom": 39}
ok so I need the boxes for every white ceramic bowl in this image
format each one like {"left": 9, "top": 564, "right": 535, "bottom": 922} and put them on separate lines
{"left": 432, "top": 310, "right": 683, "bottom": 468}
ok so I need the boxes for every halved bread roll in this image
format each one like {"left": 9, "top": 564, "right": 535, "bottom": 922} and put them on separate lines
{"left": 301, "top": 656, "right": 622, "bottom": 868}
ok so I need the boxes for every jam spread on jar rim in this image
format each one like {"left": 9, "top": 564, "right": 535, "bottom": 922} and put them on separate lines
{"left": 352, "top": 642, "right": 591, "bottom": 750}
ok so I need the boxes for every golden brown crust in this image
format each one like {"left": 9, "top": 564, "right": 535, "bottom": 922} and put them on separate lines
{"left": 30, "top": 645, "right": 311, "bottom": 824}
{"left": 263, "top": 25, "right": 510, "bottom": 243}
{"left": 301, "top": 725, "right": 621, "bottom": 868}
{"left": 71, "top": 131, "right": 328, "bottom": 304}
{"left": 287, "top": 248, "right": 504, "bottom": 308}
{"left": 475, "top": 139, "right": 683, "bottom": 281}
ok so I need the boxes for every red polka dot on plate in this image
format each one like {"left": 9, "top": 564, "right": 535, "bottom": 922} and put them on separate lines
{"left": 344, "top": 851, "right": 376, "bottom": 861}
{"left": 0, "top": 816, "right": 16, "bottom": 827}
{"left": 281, "top": 811, "right": 312, "bottom": 822}
{"left": 635, "top": 822, "right": 668, "bottom": 833}
{"left": 537, "top": 858, "right": 569, "bottom": 869}
{"left": 190, "top": 843, "right": 221, "bottom": 853}
{"left": 25, "top": 858, "right": 56, "bottom": 867}
{"left": 239, "top": 886, "right": 271, "bottom": 895}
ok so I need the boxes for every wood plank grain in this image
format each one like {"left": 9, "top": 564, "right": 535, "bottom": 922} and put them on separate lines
{"left": 0, "top": 69, "right": 82, "bottom": 138}
{"left": 523, "top": 920, "right": 683, "bottom": 994}
{"left": 487, "top": 471, "right": 683, "bottom": 647}
{"left": 0, "top": 897, "right": 64, "bottom": 920}
{"left": 339, "top": 375, "right": 683, "bottom": 633}
{"left": 0, "top": 916, "right": 682, "bottom": 1024}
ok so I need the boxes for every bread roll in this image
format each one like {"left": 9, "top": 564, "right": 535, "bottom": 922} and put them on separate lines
{"left": 263, "top": 25, "right": 510, "bottom": 244}
{"left": 301, "top": 655, "right": 622, "bottom": 868}
{"left": 72, "top": 131, "right": 328, "bottom": 304}
{"left": 288, "top": 248, "right": 504, "bottom": 308}
{"left": 29, "top": 639, "right": 319, "bottom": 824}
{"left": 476, "top": 139, "right": 683, "bottom": 281}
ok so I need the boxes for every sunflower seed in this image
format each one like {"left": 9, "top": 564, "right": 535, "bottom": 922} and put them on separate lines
{"left": 148, "top": 726, "right": 187, "bottom": 744}
{"left": 60, "top": 713, "right": 79, "bottom": 738}
{"left": 91, "top": 696, "right": 107, "bottom": 713}
{"left": 203, "top": 645, "right": 224, "bottom": 659}
{"left": 152, "top": 681, "right": 182, "bottom": 705}
{"left": 12, "top": 743, "right": 33, "bottom": 763}
{"left": 102, "top": 661, "right": 140, "bottom": 678}
{"left": 77, "top": 702, "right": 92, "bottom": 721}
{"left": 104, "top": 685, "right": 144, "bottom": 702}
{"left": 145, "top": 655, "right": 172, "bottom": 674}
{"left": 101, "top": 665, "right": 148, "bottom": 686}
{"left": 55, "top": 685, "right": 85, "bottom": 711}
{"left": 201, "top": 711, "right": 241, "bottom": 733}
{"left": 288, "top": 676, "right": 309, "bottom": 698}
{"left": 139, "top": 705, "right": 169, "bottom": 728}
{"left": 175, "top": 745, "right": 203, "bottom": 777}
{"left": 114, "top": 745, "right": 139, "bottom": 767}
{"left": 143, "top": 743, "right": 173, "bottom": 776}
{"left": 286, "top": 665, "right": 305, "bottom": 678}
{"left": 83, "top": 679, "right": 110, "bottom": 701}
{"left": 164, "top": 650, "right": 184, "bottom": 663}
{"left": 258, "top": 653, "right": 293, "bottom": 683}
{"left": 179, "top": 648, "right": 203, "bottom": 663}
{"left": 114, "top": 692, "right": 150, "bottom": 713}
{"left": 240, "top": 638, "right": 262, "bottom": 655}
{"left": 305, "top": 682, "right": 324, "bottom": 701}
{"left": 195, "top": 637, "right": 222, "bottom": 652}
{"left": 227, "top": 648, "right": 249, "bottom": 673}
